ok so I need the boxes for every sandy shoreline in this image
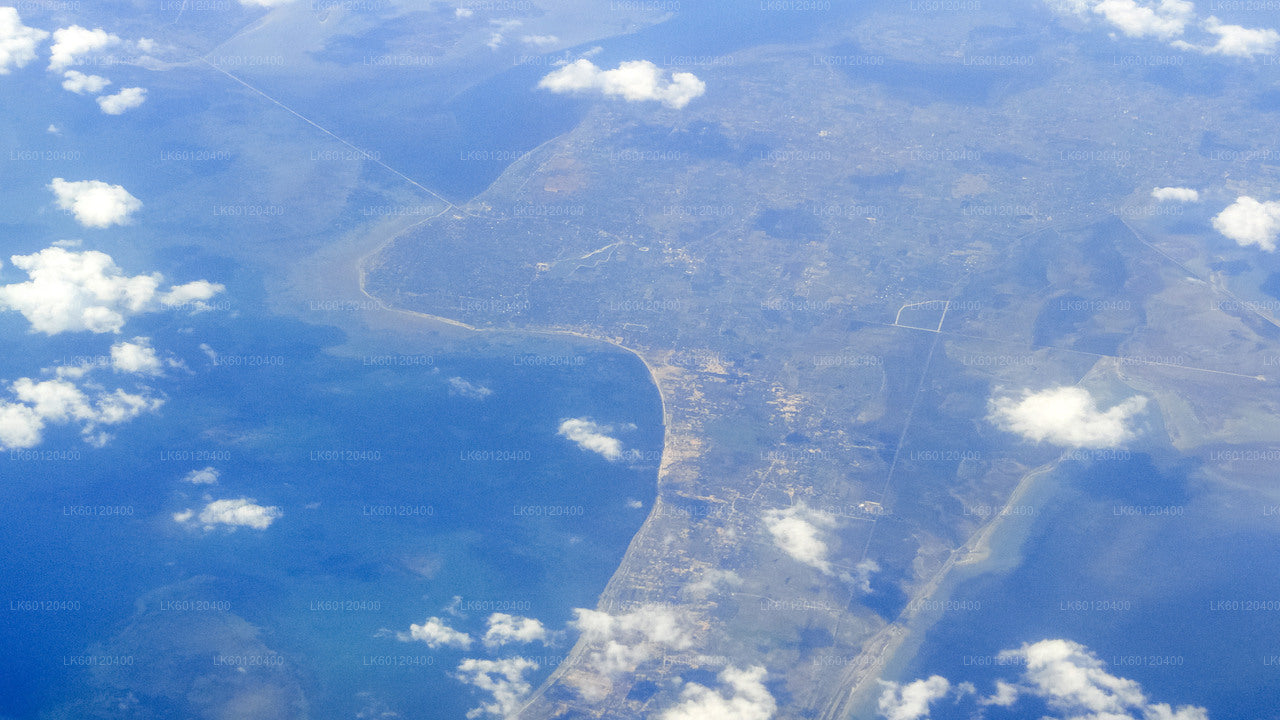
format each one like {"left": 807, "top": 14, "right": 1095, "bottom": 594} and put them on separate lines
{"left": 294, "top": 209, "right": 681, "bottom": 715}
{"left": 328, "top": 214, "right": 1064, "bottom": 720}
{"left": 820, "top": 460, "right": 1059, "bottom": 720}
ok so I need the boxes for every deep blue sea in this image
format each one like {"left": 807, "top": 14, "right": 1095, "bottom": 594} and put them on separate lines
{"left": 898, "top": 455, "right": 1280, "bottom": 720}
{"left": 0, "top": 293, "right": 660, "bottom": 718}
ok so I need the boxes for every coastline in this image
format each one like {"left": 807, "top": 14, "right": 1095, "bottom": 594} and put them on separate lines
{"left": 821, "top": 461, "right": 1060, "bottom": 720}
{"left": 342, "top": 213, "right": 680, "bottom": 713}
{"left": 334, "top": 215, "right": 1061, "bottom": 719}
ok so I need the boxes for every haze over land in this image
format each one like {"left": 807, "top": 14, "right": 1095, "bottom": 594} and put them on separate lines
{"left": 1, "top": 1, "right": 1279, "bottom": 719}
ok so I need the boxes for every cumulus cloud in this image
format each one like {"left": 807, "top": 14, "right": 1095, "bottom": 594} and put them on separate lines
{"left": 48, "top": 178, "right": 141, "bottom": 228}
{"left": 568, "top": 604, "right": 693, "bottom": 700}
{"left": 0, "top": 247, "right": 224, "bottom": 334}
{"left": 522, "top": 34, "right": 559, "bottom": 47}
{"left": 851, "top": 558, "right": 880, "bottom": 594}
{"left": 685, "top": 567, "right": 743, "bottom": 597}
{"left": 877, "top": 676, "right": 952, "bottom": 720}
{"left": 538, "top": 59, "right": 706, "bottom": 109}
{"left": 0, "top": 371, "right": 161, "bottom": 450}
{"left": 558, "top": 418, "right": 624, "bottom": 460}
{"left": 61, "top": 69, "right": 109, "bottom": 94}
{"left": 400, "top": 616, "right": 473, "bottom": 649}
{"left": 1212, "top": 196, "right": 1280, "bottom": 251}
{"left": 1052, "top": 0, "right": 1280, "bottom": 58}
{"left": 160, "top": 279, "right": 224, "bottom": 309}
{"left": 659, "top": 665, "right": 777, "bottom": 720}
{"left": 1173, "top": 16, "right": 1280, "bottom": 57}
{"left": 97, "top": 86, "right": 146, "bottom": 115}
{"left": 989, "top": 386, "right": 1146, "bottom": 449}
{"left": 982, "top": 679, "right": 1020, "bottom": 707}
{"left": 48, "top": 25, "right": 120, "bottom": 71}
{"left": 0, "top": 402, "right": 43, "bottom": 450}
{"left": 993, "top": 639, "right": 1209, "bottom": 719}
{"left": 0, "top": 346, "right": 168, "bottom": 450}
{"left": 110, "top": 337, "right": 164, "bottom": 375}
{"left": 882, "top": 639, "right": 1208, "bottom": 719}
{"left": 483, "top": 613, "right": 548, "bottom": 648}
{"left": 1090, "top": 0, "right": 1193, "bottom": 39}
{"left": 454, "top": 657, "right": 538, "bottom": 720}
{"left": 448, "top": 376, "right": 493, "bottom": 399}
{"left": 175, "top": 497, "right": 281, "bottom": 530}
{"left": 0, "top": 8, "right": 49, "bottom": 74}
{"left": 183, "top": 467, "right": 220, "bottom": 485}
{"left": 764, "top": 503, "right": 837, "bottom": 575}
{"left": 1151, "top": 186, "right": 1198, "bottom": 202}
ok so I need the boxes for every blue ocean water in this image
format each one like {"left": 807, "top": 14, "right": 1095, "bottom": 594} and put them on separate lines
{"left": 0, "top": 292, "right": 660, "bottom": 718}
{"left": 897, "top": 454, "right": 1280, "bottom": 720}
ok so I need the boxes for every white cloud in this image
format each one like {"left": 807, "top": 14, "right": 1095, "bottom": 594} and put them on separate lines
{"left": 183, "top": 467, "right": 220, "bottom": 485}
{"left": 453, "top": 657, "right": 538, "bottom": 720}
{"left": 180, "top": 497, "right": 281, "bottom": 530}
{"left": 1091, "top": 0, "right": 1193, "bottom": 39}
{"left": 558, "top": 418, "right": 624, "bottom": 460}
{"left": 764, "top": 503, "right": 837, "bottom": 575}
{"left": 1212, "top": 196, "right": 1280, "bottom": 251}
{"left": 659, "top": 665, "right": 777, "bottom": 720}
{"left": 110, "top": 337, "right": 163, "bottom": 375}
{"left": 686, "top": 567, "right": 742, "bottom": 597}
{"left": 159, "top": 279, "right": 224, "bottom": 309}
{"left": 989, "top": 386, "right": 1146, "bottom": 449}
{"left": 1173, "top": 16, "right": 1280, "bottom": 57}
{"left": 1150, "top": 186, "right": 1198, "bottom": 202}
{"left": 0, "top": 247, "right": 225, "bottom": 334}
{"left": 568, "top": 604, "right": 693, "bottom": 700}
{"left": 3, "top": 373, "right": 161, "bottom": 449}
{"left": 0, "top": 8, "right": 49, "bottom": 74}
{"left": 456, "top": 8, "right": 474, "bottom": 18}
{"left": 538, "top": 59, "right": 706, "bottom": 109}
{"left": 97, "top": 86, "right": 146, "bottom": 115}
{"left": 448, "top": 376, "right": 493, "bottom": 399}
{"left": 981, "top": 680, "right": 1020, "bottom": 707}
{"left": 852, "top": 558, "right": 880, "bottom": 594}
{"left": 13, "top": 377, "right": 93, "bottom": 422}
{"left": 996, "top": 639, "right": 1209, "bottom": 720}
{"left": 0, "top": 401, "right": 44, "bottom": 450}
{"left": 48, "top": 178, "right": 141, "bottom": 228}
{"left": 877, "top": 676, "right": 951, "bottom": 720}
{"left": 522, "top": 34, "right": 559, "bottom": 47}
{"left": 400, "top": 616, "right": 473, "bottom": 649}
{"left": 61, "top": 69, "right": 109, "bottom": 94}
{"left": 0, "top": 366, "right": 162, "bottom": 450}
{"left": 1052, "top": 0, "right": 1280, "bottom": 59}
{"left": 48, "top": 25, "right": 120, "bottom": 71}
{"left": 483, "top": 613, "right": 548, "bottom": 648}
{"left": 885, "top": 639, "right": 1209, "bottom": 719}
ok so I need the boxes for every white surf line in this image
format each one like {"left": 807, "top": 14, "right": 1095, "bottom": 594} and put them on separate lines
{"left": 197, "top": 58, "right": 455, "bottom": 211}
